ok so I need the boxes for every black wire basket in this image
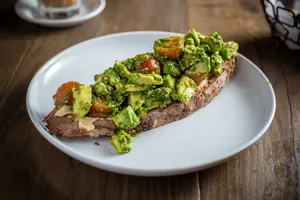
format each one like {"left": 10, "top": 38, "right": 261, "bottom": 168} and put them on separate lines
{"left": 261, "top": 0, "right": 300, "bottom": 50}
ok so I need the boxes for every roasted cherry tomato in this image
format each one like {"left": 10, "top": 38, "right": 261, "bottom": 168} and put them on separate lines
{"left": 186, "top": 73, "right": 208, "bottom": 85}
{"left": 136, "top": 55, "right": 160, "bottom": 73}
{"left": 90, "top": 98, "right": 112, "bottom": 114}
{"left": 54, "top": 81, "right": 81, "bottom": 107}
{"left": 154, "top": 36, "right": 184, "bottom": 60}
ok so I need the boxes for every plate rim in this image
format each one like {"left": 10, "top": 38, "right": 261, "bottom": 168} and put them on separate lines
{"left": 26, "top": 31, "right": 276, "bottom": 176}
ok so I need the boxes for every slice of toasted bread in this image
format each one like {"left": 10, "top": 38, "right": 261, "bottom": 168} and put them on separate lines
{"left": 43, "top": 57, "right": 236, "bottom": 137}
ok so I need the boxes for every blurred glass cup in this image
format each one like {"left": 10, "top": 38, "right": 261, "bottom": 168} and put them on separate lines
{"left": 39, "top": 0, "right": 81, "bottom": 19}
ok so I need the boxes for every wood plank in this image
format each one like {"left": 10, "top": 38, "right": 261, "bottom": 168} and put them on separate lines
{"left": 0, "top": 9, "right": 38, "bottom": 101}
{"left": 0, "top": 0, "right": 201, "bottom": 199}
{"left": 280, "top": 50, "right": 300, "bottom": 198}
{"left": 188, "top": 0, "right": 299, "bottom": 199}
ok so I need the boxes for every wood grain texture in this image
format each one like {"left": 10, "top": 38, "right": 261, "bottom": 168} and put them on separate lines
{"left": 0, "top": 0, "right": 299, "bottom": 199}
{"left": 188, "top": 0, "right": 300, "bottom": 199}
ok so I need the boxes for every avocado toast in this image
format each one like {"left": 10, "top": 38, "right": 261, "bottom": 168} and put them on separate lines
{"left": 44, "top": 29, "right": 238, "bottom": 154}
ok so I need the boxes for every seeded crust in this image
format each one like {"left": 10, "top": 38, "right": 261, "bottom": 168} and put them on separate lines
{"left": 43, "top": 57, "right": 236, "bottom": 137}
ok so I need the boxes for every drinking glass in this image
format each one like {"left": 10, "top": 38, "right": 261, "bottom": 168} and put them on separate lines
{"left": 39, "top": 0, "right": 81, "bottom": 19}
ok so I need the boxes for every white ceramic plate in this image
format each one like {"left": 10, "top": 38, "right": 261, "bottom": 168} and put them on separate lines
{"left": 26, "top": 31, "right": 276, "bottom": 176}
{"left": 15, "top": 0, "right": 106, "bottom": 28}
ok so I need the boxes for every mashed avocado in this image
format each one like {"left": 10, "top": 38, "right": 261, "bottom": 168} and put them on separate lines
{"left": 56, "top": 29, "right": 238, "bottom": 154}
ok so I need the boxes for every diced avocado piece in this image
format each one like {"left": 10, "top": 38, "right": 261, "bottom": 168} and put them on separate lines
{"left": 128, "top": 73, "right": 163, "bottom": 86}
{"left": 198, "top": 32, "right": 205, "bottom": 40}
{"left": 122, "top": 57, "right": 135, "bottom": 71}
{"left": 92, "top": 82, "right": 109, "bottom": 96}
{"left": 224, "top": 41, "right": 239, "bottom": 53}
{"left": 220, "top": 48, "right": 234, "bottom": 60}
{"left": 144, "top": 87, "right": 172, "bottom": 110}
{"left": 115, "top": 83, "right": 125, "bottom": 93}
{"left": 163, "top": 75, "right": 176, "bottom": 89}
{"left": 128, "top": 93, "right": 145, "bottom": 110}
{"left": 124, "top": 84, "right": 151, "bottom": 92}
{"left": 210, "top": 53, "right": 224, "bottom": 68}
{"left": 94, "top": 73, "right": 104, "bottom": 83}
{"left": 163, "top": 60, "right": 181, "bottom": 77}
{"left": 72, "top": 85, "right": 92, "bottom": 118}
{"left": 185, "top": 37, "right": 195, "bottom": 46}
{"left": 105, "top": 91, "right": 126, "bottom": 114}
{"left": 185, "top": 55, "right": 211, "bottom": 75}
{"left": 210, "top": 53, "right": 224, "bottom": 76}
{"left": 220, "top": 41, "right": 239, "bottom": 60}
{"left": 94, "top": 68, "right": 121, "bottom": 86}
{"left": 211, "top": 66, "right": 223, "bottom": 76}
{"left": 179, "top": 45, "right": 206, "bottom": 71}
{"left": 110, "top": 130, "right": 132, "bottom": 154}
{"left": 112, "top": 106, "right": 140, "bottom": 130}
{"left": 170, "top": 89, "right": 179, "bottom": 101}
{"left": 200, "top": 44, "right": 210, "bottom": 52}
{"left": 184, "top": 29, "right": 200, "bottom": 46}
{"left": 201, "top": 32, "right": 224, "bottom": 53}
{"left": 113, "top": 61, "right": 131, "bottom": 78}
{"left": 115, "top": 83, "right": 149, "bottom": 94}
{"left": 135, "top": 107, "right": 148, "bottom": 117}
{"left": 106, "top": 68, "right": 121, "bottom": 86}
{"left": 174, "top": 76, "right": 196, "bottom": 104}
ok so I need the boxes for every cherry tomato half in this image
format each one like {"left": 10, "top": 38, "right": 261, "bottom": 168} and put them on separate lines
{"left": 136, "top": 56, "right": 160, "bottom": 73}
{"left": 154, "top": 36, "right": 184, "bottom": 60}
{"left": 55, "top": 81, "right": 81, "bottom": 107}
{"left": 90, "top": 98, "right": 112, "bottom": 114}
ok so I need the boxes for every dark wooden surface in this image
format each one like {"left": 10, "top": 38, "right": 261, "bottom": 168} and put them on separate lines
{"left": 0, "top": 0, "right": 300, "bottom": 199}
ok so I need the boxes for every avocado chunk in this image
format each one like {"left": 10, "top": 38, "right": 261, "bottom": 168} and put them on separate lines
{"left": 219, "top": 48, "right": 234, "bottom": 60}
{"left": 113, "top": 61, "right": 131, "bottom": 78}
{"left": 116, "top": 83, "right": 150, "bottom": 93}
{"left": 202, "top": 32, "right": 224, "bottom": 53}
{"left": 112, "top": 106, "right": 140, "bottom": 130}
{"left": 135, "top": 107, "right": 148, "bottom": 117}
{"left": 211, "top": 66, "right": 223, "bottom": 76}
{"left": 179, "top": 45, "right": 206, "bottom": 71}
{"left": 210, "top": 53, "right": 224, "bottom": 67}
{"left": 72, "top": 85, "right": 92, "bottom": 118}
{"left": 163, "top": 60, "right": 181, "bottom": 77}
{"left": 210, "top": 53, "right": 224, "bottom": 76}
{"left": 92, "top": 82, "right": 109, "bottom": 96}
{"left": 110, "top": 130, "right": 132, "bottom": 154}
{"left": 185, "top": 55, "right": 211, "bottom": 75}
{"left": 224, "top": 41, "right": 239, "bottom": 53}
{"left": 128, "top": 73, "right": 163, "bottom": 86}
{"left": 198, "top": 32, "right": 205, "bottom": 40}
{"left": 173, "top": 76, "right": 196, "bottom": 104}
{"left": 220, "top": 41, "right": 239, "bottom": 60}
{"left": 94, "top": 68, "right": 121, "bottom": 86}
{"left": 128, "top": 93, "right": 145, "bottom": 110}
{"left": 163, "top": 75, "right": 176, "bottom": 89}
{"left": 184, "top": 28, "right": 200, "bottom": 46}
{"left": 200, "top": 44, "right": 210, "bottom": 52}
{"left": 105, "top": 90, "right": 126, "bottom": 114}
{"left": 144, "top": 87, "right": 172, "bottom": 110}
{"left": 124, "top": 84, "right": 151, "bottom": 92}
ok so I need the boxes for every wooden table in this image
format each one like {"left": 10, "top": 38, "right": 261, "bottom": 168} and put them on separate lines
{"left": 1, "top": 0, "right": 300, "bottom": 199}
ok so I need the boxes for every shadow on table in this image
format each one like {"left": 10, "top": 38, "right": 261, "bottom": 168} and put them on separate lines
{"left": 238, "top": 35, "right": 300, "bottom": 71}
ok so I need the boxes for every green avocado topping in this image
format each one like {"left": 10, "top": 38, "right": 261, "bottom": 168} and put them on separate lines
{"left": 53, "top": 29, "right": 238, "bottom": 154}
